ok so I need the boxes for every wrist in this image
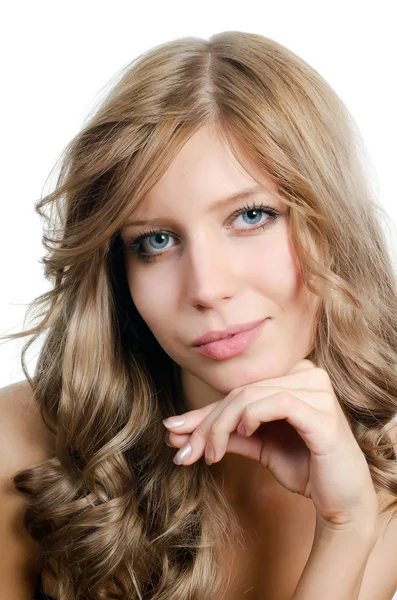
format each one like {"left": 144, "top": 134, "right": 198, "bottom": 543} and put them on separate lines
{"left": 292, "top": 521, "right": 377, "bottom": 600}
{"left": 314, "top": 512, "right": 379, "bottom": 548}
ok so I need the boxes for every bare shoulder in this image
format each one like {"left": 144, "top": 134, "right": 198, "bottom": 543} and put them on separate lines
{"left": 0, "top": 380, "right": 55, "bottom": 597}
{"left": 0, "top": 380, "right": 55, "bottom": 487}
{"left": 1, "top": 378, "right": 55, "bottom": 444}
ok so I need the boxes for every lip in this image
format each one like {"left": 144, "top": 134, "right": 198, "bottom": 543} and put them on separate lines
{"left": 192, "top": 317, "right": 267, "bottom": 347}
{"left": 193, "top": 318, "right": 268, "bottom": 360}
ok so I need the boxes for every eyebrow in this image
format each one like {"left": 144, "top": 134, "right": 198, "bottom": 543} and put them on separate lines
{"left": 122, "top": 185, "right": 270, "bottom": 229}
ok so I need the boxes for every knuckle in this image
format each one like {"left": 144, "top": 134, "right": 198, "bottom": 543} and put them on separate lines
{"left": 229, "top": 386, "right": 243, "bottom": 399}
{"left": 235, "top": 387, "right": 252, "bottom": 402}
{"left": 209, "top": 419, "right": 222, "bottom": 436}
{"left": 278, "top": 391, "right": 294, "bottom": 410}
{"left": 324, "top": 390, "right": 336, "bottom": 405}
{"left": 319, "top": 390, "right": 338, "bottom": 414}
{"left": 194, "top": 423, "right": 208, "bottom": 440}
{"left": 314, "top": 367, "right": 331, "bottom": 385}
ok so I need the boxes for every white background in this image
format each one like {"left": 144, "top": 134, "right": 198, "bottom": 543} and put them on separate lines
{"left": 1, "top": 1, "right": 397, "bottom": 389}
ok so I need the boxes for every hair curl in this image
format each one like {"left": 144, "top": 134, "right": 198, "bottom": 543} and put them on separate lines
{"left": 2, "top": 30, "right": 397, "bottom": 600}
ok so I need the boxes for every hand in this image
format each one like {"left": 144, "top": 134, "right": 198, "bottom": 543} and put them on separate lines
{"left": 163, "top": 359, "right": 379, "bottom": 531}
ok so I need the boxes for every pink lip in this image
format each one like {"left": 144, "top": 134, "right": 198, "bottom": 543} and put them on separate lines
{"left": 193, "top": 318, "right": 269, "bottom": 360}
{"left": 192, "top": 318, "right": 267, "bottom": 347}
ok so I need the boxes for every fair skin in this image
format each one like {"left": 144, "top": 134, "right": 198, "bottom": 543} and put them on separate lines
{"left": 121, "top": 122, "right": 320, "bottom": 507}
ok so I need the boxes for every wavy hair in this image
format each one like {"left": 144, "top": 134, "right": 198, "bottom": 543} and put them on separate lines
{"left": 2, "top": 30, "right": 397, "bottom": 599}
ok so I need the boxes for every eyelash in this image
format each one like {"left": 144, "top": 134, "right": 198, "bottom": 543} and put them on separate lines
{"left": 124, "top": 202, "right": 283, "bottom": 263}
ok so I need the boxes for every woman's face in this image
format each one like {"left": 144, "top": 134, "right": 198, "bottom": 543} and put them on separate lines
{"left": 121, "top": 124, "right": 320, "bottom": 409}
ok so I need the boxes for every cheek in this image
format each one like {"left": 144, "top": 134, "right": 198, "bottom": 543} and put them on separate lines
{"left": 253, "top": 231, "right": 300, "bottom": 300}
{"left": 261, "top": 236, "right": 320, "bottom": 335}
{"left": 126, "top": 266, "right": 173, "bottom": 334}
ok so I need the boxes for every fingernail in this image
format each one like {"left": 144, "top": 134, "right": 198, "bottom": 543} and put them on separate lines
{"left": 173, "top": 443, "right": 192, "bottom": 465}
{"left": 237, "top": 422, "right": 246, "bottom": 436}
{"left": 163, "top": 417, "right": 185, "bottom": 429}
{"left": 205, "top": 442, "right": 214, "bottom": 465}
{"left": 165, "top": 431, "right": 173, "bottom": 447}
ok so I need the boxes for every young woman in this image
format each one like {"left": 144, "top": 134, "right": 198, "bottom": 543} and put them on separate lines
{"left": 1, "top": 31, "right": 397, "bottom": 600}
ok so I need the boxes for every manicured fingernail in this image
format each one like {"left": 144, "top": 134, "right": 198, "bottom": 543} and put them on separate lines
{"left": 163, "top": 417, "right": 185, "bottom": 429}
{"left": 165, "top": 431, "right": 173, "bottom": 447}
{"left": 173, "top": 443, "right": 192, "bottom": 465}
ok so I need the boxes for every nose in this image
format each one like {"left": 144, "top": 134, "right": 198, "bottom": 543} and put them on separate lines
{"left": 184, "top": 232, "right": 238, "bottom": 308}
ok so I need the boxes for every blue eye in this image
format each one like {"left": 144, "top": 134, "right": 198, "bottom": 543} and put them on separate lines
{"left": 124, "top": 202, "right": 283, "bottom": 263}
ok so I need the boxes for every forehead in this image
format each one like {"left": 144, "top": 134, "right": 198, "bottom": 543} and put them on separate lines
{"left": 145, "top": 125, "right": 277, "bottom": 201}
{"left": 125, "top": 128, "right": 281, "bottom": 227}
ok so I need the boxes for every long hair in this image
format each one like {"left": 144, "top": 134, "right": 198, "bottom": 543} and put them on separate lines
{"left": 2, "top": 31, "right": 397, "bottom": 599}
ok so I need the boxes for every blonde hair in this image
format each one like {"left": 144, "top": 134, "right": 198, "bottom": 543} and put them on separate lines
{"left": 2, "top": 30, "right": 397, "bottom": 599}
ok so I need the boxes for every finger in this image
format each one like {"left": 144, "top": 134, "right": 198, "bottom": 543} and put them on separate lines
{"left": 221, "top": 431, "right": 263, "bottom": 462}
{"left": 163, "top": 360, "right": 323, "bottom": 434}
{"left": 240, "top": 363, "right": 324, "bottom": 393}
{"left": 176, "top": 386, "right": 278, "bottom": 466}
{"left": 162, "top": 400, "right": 221, "bottom": 433}
{"left": 237, "top": 392, "right": 334, "bottom": 462}
{"left": 179, "top": 387, "right": 327, "bottom": 466}
{"left": 165, "top": 430, "right": 190, "bottom": 448}
{"left": 169, "top": 430, "right": 263, "bottom": 464}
